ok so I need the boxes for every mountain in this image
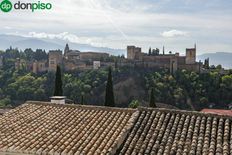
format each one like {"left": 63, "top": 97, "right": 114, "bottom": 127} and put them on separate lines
{"left": 197, "top": 52, "right": 232, "bottom": 69}
{"left": 0, "top": 34, "right": 125, "bottom": 56}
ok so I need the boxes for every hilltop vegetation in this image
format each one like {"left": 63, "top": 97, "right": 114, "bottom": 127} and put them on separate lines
{"left": 0, "top": 63, "right": 232, "bottom": 110}
{"left": 0, "top": 49, "right": 232, "bottom": 110}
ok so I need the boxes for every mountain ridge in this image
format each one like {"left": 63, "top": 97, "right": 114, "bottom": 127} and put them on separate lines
{"left": 0, "top": 34, "right": 125, "bottom": 56}
{"left": 197, "top": 52, "right": 232, "bottom": 69}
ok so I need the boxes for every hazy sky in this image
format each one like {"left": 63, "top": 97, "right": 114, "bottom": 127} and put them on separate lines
{"left": 1, "top": 0, "right": 232, "bottom": 54}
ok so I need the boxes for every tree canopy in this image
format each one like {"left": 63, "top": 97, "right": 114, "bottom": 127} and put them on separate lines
{"left": 104, "top": 67, "right": 115, "bottom": 107}
{"left": 54, "top": 65, "right": 63, "bottom": 96}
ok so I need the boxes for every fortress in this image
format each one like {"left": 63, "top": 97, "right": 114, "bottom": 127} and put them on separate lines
{"left": 12, "top": 44, "right": 203, "bottom": 73}
{"left": 126, "top": 45, "right": 201, "bottom": 73}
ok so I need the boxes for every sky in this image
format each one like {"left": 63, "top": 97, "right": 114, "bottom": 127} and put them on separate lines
{"left": 0, "top": 0, "right": 232, "bottom": 55}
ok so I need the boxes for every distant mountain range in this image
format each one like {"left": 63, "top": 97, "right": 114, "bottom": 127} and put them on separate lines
{"left": 0, "top": 34, "right": 125, "bottom": 56}
{"left": 0, "top": 34, "right": 231, "bottom": 69}
{"left": 197, "top": 52, "right": 232, "bottom": 69}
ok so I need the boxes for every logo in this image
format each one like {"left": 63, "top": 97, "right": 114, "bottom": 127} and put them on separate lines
{"left": 0, "top": 0, "right": 52, "bottom": 12}
{"left": 0, "top": 0, "right": 12, "bottom": 12}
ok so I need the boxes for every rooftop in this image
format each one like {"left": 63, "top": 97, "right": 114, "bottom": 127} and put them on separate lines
{"left": 0, "top": 101, "right": 136, "bottom": 155}
{"left": 202, "top": 109, "right": 232, "bottom": 117}
{"left": 1, "top": 102, "right": 232, "bottom": 155}
{"left": 119, "top": 107, "right": 232, "bottom": 155}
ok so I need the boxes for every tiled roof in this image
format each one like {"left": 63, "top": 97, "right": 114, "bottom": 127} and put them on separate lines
{"left": 0, "top": 101, "right": 137, "bottom": 155}
{"left": 0, "top": 109, "right": 11, "bottom": 115}
{"left": 118, "top": 107, "right": 232, "bottom": 155}
{"left": 1, "top": 102, "right": 232, "bottom": 155}
{"left": 202, "top": 109, "right": 232, "bottom": 117}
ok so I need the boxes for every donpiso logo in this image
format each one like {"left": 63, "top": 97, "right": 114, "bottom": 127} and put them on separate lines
{"left": 0, "top": 0, "right": 12, "bottom": 12}
{"left": 0, "top": 0, "right": 52, "bottom": 12}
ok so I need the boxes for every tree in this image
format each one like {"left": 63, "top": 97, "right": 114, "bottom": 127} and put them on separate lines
{"left": 129, "top": 100, "right": 139, "bottom": 109}
{"left": 155, "top": 48, "right": 160, "bottom": 55}
{"left": 6, "top": 73, "right": 46, "bottom": 101}
{"left": 148, "top": 47, "right": 152, "bottom": 55}
{"left": 149, "top": 88, "right": 156, "bottom": 108}
{"left": 0, "top": 97, "right": 11, "bottom": 107}
{"left": 152, "top": 49, "right": 156, "bottom": 55}
{"left": 216, "top": 64, "right": 222, "bottom": 70}
{"left": 34, "top": 49, "right": 48, "bottom": 61}
{"left": 54, "top": 65, "right": 63, "bottom": 96}
{"left": 104, "top": 67, "right": 115, "bottom": 107}
{"left": 81, "top": 95, "right": 84, "bottom": 105}
{"left": 204, "top": 58, "right": 209, "bottom": 69}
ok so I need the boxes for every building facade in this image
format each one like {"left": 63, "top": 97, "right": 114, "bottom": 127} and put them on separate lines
{"left": 185, "top": 44, "right": 196, "bottom": 64}
{"left": 32, "top": 60, "right": 47, "bottom": 73}
{"left": 79, "top": 52, "right": 109, "bottom": 61}
{"left": 48, "top": 50, "right": 63, "bottom": 71}
{"left": 127, "top": 46, "right": 142, "bottom": 60}
{"left": 127, "top": 45, "right": 201, "bottom": 72}
{"left": 93, "top": 61, "right": 101, "bottom": 69}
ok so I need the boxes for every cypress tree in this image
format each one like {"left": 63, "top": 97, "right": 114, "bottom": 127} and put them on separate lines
{"left": 148, "top": 47, "right": 152, "bottom": 55}
{"left": 149, "top": 88, "right": 156, "bottom": 108}
{"left": 54, "top": 65, "right": 63, "bottom": 96}
{"left": 81, "top": 95, "right": 84, "bottom": 105}
{"left": 104, "top": 67, "right": 115, "bottom": 107}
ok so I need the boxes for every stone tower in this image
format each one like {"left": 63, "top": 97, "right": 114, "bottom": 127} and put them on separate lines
{"left": 49, "top": 50, "right": 63, "bottom": 71}
{"left": 185, "top": 44, "right": 196, "bottom": 64}
{"left": 127, "top": 46, "right": 142, "bottom": 60}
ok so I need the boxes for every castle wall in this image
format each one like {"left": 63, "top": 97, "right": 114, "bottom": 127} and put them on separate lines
{"left": 64, "top": 61, "right": 86, "bottom": 71}
{"left": 79, "top": 52, "right": 109, "bottom": 61}
{"left": 178, "top": 63, "right": 201, "bottom": 73}
{"left": 33, "top": 61, "right": 47, "bottom": 73}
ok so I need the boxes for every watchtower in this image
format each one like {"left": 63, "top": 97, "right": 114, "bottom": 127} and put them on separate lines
{"left": 185, "top": 44, "right": 196, "bottom": 64}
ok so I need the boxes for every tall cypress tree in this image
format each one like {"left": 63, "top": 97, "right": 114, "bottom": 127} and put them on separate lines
{"left": 104, "top": 67, "right": 115, "bottom": 107}
{"left": 148, "top": 47, "right": 152, "bottom": 55}
{"left": 54, "top": 65, "right": 63, "bottom": 96}
{"left": 81, "top": 95, "right": 84, "bottom": 105}
{"left": 149, "top": 88, "right": 156, "bottom": 108}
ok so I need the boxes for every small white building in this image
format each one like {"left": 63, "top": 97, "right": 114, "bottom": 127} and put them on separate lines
{"left": 93, "top": 61, "right": 101, "bottom": 69}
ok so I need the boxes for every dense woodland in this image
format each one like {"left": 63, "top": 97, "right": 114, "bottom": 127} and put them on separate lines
{"left": 0, "top": 48, "right": 232, "bottom": 110}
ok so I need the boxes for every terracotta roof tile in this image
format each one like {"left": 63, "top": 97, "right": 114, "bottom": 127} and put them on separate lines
{"left": 118, "top": 107, "right": 232, "bottom": 155}
{"left": 0, "top": 101, "right": 136, "bottom": 155}
{"left": 1, "top": 103, "right": 232, "bottom": 155}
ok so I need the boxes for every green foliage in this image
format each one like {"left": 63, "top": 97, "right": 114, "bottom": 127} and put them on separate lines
{"left": 104, "top": 67, "right": 115, "bottom": 107}
{"left": 23, "top": 48, "right": 48, "bottom": 61}
{"left": 129, "top": 100, "right": 139, "bottom": 109}
{"left": 148, "top": 47, "right": 152, "bottom": 55}
{"left": 6, "top": 73, "right": 46, "bottom": 101}
{"left": 81, "top": 95, "right": 84, "bottom": 105}
{"left": 4, "top": 47, "right": 20, "bottom": 59}
{"left": 0, "top": 48, "right": 232, "bottom": 110}
{"left": 0, "top": 97, "right": 11, "bottom": 107}
{"left": 149, "top": 88, "right": 156, "bottom": 108}
{"left": 145, "top": 70, "right": 232, "bottom": 110}
{"left": 54, "top": 65, "right": 63, "bottom": 96}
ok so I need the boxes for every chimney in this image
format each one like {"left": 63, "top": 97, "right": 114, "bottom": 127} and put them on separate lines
{"left": 50, "top": 96, "right": 66, "bottom": 104}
